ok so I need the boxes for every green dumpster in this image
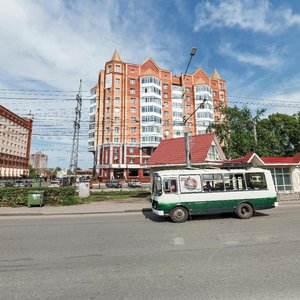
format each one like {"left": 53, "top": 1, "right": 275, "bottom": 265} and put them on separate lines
{"left": 27, "top": 190, "right": 45, "bottom": 207}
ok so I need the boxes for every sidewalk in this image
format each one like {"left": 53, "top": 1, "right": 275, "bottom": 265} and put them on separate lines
{"left": 0, "top": 198, "right": 299, "bottom": 217}
{"left": 0, "top": 199, "right": 151, "bottom": 216}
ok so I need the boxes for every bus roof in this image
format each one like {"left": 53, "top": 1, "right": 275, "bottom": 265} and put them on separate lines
{"left": 154, "top": 168, "right": 269, "bottom": 177}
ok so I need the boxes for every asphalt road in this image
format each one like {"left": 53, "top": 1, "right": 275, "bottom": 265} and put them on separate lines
{"left": 1, "top": 206, "right": 300, "bottom": 300}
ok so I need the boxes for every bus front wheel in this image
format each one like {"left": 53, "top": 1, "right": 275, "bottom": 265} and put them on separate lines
{"left": 170, "top": 206, "right": 188, "bottom": 223}
{"left": 236, "top": 203, "right": 254, "bottom": 219}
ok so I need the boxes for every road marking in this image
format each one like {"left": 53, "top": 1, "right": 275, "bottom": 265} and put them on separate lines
{"left": 174, "top": 237, "right": 185, "bottom": 245}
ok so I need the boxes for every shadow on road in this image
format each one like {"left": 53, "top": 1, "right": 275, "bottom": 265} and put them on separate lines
{"left": 142, "top": 209, "right": 169, "bottom": 222}
{"left": 142, "top": 209, "right": 269, "bottom": 223}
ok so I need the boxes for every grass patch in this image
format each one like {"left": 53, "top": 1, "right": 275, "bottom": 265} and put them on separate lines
{"left": 74, "top": 191, "right": 151, "bottom": 205}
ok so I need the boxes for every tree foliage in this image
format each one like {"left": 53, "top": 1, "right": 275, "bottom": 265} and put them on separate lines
{"left": 208, "top": 106, "right": 300, "bottom": 159}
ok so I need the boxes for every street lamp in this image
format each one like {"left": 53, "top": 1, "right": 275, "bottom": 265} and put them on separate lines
{"left": 182, "top": 48, "right": 197, "bottom": 169}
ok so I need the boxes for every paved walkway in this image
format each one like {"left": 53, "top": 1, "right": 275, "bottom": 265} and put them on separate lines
{"left": 0, "top": 199, "right": 151, "bottom": 216}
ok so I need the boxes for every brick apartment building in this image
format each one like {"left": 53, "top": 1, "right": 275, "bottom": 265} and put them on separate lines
{"left": 88, "top": 50, "right": 227, "bottom": 182}
{"left": 30, "top": 151, "right": 48, "bottom": 170}
{"left": 0, "top": 105, "right": 33, "bottom": 178}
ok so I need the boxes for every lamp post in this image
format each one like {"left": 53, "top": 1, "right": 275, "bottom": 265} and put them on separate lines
{"left": 182, "top": 48, "right": 197, "bottom": 169}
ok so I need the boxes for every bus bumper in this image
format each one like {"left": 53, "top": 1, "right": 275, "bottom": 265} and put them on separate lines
{"left": 274, "top": 202, "right": 279, "bottom": 207}
{"left": 152, "top": 208, "right": 165, "bottom": 216}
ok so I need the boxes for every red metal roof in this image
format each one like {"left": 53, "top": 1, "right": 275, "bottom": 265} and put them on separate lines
{"left": 148, "top": 133, "right": 215, "bottom": 166}
{"left": 292, "top": 152, "right": 300, "bottom": 163}
{"left": 224, "top": 152, "right": 300, "bottom": 166}
{"left": 225, "top": 152, "right": 255, "bottom": 164}
{"left": 261, "top": 157, "right": 295, "bottom": 164}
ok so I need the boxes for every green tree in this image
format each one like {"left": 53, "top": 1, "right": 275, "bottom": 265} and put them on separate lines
{"left": 28, "top": 165, "right": 37, "bottom": 178}
{"left": 257, "top": 113, "right": 300, "bottom": 156}
{"left": 208, "top": 106, "right": 265, "bottom": 159}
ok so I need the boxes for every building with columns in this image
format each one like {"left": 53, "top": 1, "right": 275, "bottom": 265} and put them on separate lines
{"left": 0, "top": 105, "right": 33, "bottom": 178}
{"left": 88, "top": 50, "right": 227, "bottom": 182}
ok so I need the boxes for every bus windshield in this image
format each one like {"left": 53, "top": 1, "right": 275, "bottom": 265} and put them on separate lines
{"left": 152, "top": 175, "right": 162, "bottom": 196}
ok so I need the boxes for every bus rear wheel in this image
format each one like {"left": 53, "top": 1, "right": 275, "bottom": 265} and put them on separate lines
{"left": 236, "top": 202, "right": 254, "bottom": 219}
{"left": 170, "top": 206, "right": 188, "bottom": 223}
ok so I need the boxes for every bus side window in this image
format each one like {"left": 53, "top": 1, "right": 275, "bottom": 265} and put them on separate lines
{"left": 246, "top": 173, "right": 267, "bottom": 190}
{"left": 170, "top": 180, "right": 177, "bottom": 193}
{"left": 235, "top": 174, "right": 246, "bottom": 190}
{"left": 224, "top": 174, "right": 245, "bottom": 191}
{"left": 164, "top": 179, "right": 177, "bottom": 193}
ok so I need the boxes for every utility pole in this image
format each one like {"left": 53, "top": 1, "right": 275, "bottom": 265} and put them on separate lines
{"left": 253, "top": 120, "right": 257, "bottom": 148}
{"left": 69, "top": 79, "right": 82, "bottom": 173}
{"left": 182, "top": 48, "right": 197, "bottom": 169}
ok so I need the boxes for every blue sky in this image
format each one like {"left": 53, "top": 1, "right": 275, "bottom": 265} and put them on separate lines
{"left": 0, "top": 0, "right": 300, "bottom": 169}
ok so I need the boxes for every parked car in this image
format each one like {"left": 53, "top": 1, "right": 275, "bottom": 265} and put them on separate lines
{"left": 49, "top": 181, "right": 61, "bottom": 187}
{"left": 105, "top": 180, "right": 122, "bottom": 188}
{"left": 128, "top": 179, "right": 142, "bottom": 188}
{"left": 0, "top": 181, "right": 14, "bottom": 188}
{"left": 83, "top": 180, "right": 93, "bottom": 189}
{"left": 14, "top": 180, "right": 32, "bottom": 187}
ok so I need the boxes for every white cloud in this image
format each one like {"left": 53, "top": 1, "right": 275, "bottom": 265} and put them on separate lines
{"left": 0, "top": 0, "right": 182, "bottom": 90}
{"left": 194, "top": 0, "right": 300, "bottom": 34}
{"left": 0, "top": 0, "right": 183, "bottom": 168}
{"left": 219, "top": 42, "right": 282, "bottom": 69}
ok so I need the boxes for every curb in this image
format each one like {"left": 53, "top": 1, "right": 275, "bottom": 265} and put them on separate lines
{"left": 0, "top": 208, "right": 152, "bottom": 217}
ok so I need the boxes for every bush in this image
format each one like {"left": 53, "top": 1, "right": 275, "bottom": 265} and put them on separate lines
{"left": 0, "top": 187, "right": 76, "bottom": 207}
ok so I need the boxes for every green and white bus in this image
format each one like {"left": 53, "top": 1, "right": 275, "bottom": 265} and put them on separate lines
{"left": 150, "top": 168, "right": 278, "bottom": 223}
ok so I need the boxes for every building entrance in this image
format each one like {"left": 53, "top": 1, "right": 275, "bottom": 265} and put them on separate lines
{"left": 114, "top": 169, "right": 124, "bottom": 180}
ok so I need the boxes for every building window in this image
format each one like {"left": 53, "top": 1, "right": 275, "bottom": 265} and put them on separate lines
{"left": 130, "top": 79, "right": 136, "bottom": 84}
{"left": 130, "top": 88, "right": 135, "bottom": 94}
{"left": 164, "top": 93, "right": 168, "bottom": 98}
{"left": 163, "top": 102, "right": 169, "bottom": 107}
{"left": 129, "top": 147, "right": 135, "bottom": 153}
{"left": 106, "top": 98, "right": 110, "bottom": 104}
{"left": 116, "top": 65, "right": 121, "bottom": 72}
{"left": 186, "top": 105, "right": 191, "bottom": 110}
{"left": 268, "top": 168, "right": 292, "bottom": 191}
{"left": 131, "top": 69, "right": 134, "bottom": 73}
{"left": 115, "top": 78, "right": 120, "bottom": 84}
{"left": 115, "top": 88, "right": 120, "bottom": 94}
{"left": 188, "top": 122, "right": 192, "bottom": 128}
{"left": 185, "top": 87, "right": 190, "bottom": 93}
{"left": 131, "top": 107, "right": 136, "bottom": 113}
{"left": 164, "top": 120, "right": 169, "bottom": 126}
{"left": 114, "top": 138, "right": 119, "bottom": 143}
{"left": 106, "top": 107, "right": 110, "bottom": 113}
{"left": 131, "top": 117, "right": 137, "bottom": 123}
{"left": 115, "top": 117, "right": 120, "bottom": 122}
{"left": 129, "top": 158, "right": 135, "bottom": 164}
{"left": 213, "top": 91, "right": 217, "bottom": 96}
{"left": 131, "top": 127, "right": 136, "bottom": 133}
{"left": 143, "top": 169, "right": 150, "bottom": 176}
{"left": 107, "top": 65, "right": 112, "bottom": 73}
{"left": 131, "top": 138, "right": 136, "bottom": 143}
{"left": 219, "top": 83, "right": 223, "bottom": 89}
{"left": 186, "top": 96, "right": 191, "bottom": 101}
{"left": 163, "top": 84, "right": 168, "bottom": 90}
{"left": 115, "top": 127, "right": 119, "bottom": 134}
{"left": 131, "top": 98, "right": 136, "bottom": 104}
{"left": 164, "top": 111, "right": 169, "bottom": 116}
{"left": 129, "top": 169, "right": 139, "bottom": 176}
{"left": 207, "top": 144, "right": 220, "bottom": 161}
